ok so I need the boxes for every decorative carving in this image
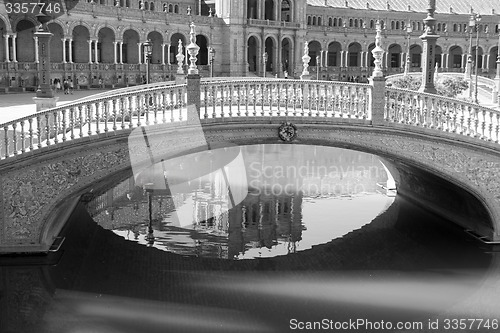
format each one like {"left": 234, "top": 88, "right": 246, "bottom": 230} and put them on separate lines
{"left": 278, "top": 122, "right": 298, "bottom": 142}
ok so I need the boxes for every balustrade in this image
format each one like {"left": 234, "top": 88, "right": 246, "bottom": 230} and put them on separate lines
{"left": 2, "top": 77, "right": 500, "bottom": 161}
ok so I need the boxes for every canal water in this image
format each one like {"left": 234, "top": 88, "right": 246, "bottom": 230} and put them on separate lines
{"left": 1, "top": 144, "right": 499, "bottom": 333}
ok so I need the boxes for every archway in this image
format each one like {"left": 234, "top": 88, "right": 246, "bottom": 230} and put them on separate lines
{"left": 147, "top": 31, "right": 163, "bottom": 64}
{"left": 15, "top": 20, "right": 36, "bottom": 62}
{"left": 281, "top": 37, "right": 291, "bottom": 74}
{"left": 281, "top": 0, "right": 291, "bottom": 22}
{"left": 327, "top": 42, "right": 342, "bottom": 67}
{"left": 170, "top": 33, "right": 186, "bottom": 65}
{"left": 98, "top": 27, "right": 116, "bottom": 63}
{"left": 196, "top": 35, "right": 208, "bottom": 66}
{"left": 247, "top": 0, "right": 257, "bottom": 19}
{"left": 348, "top": 42, "right": 362, "bottom": 67}
{"left": 48, "top": 23, "right": 64, "bottom": 63}
{"left": 264, "top": 0, "right": 274, "bottom": 20}
{"left": 264, "top": 37, "right": 275, "bottom": 73}
{"left": 410, "top": 44, "right": 422, "bottom": 69}
{"left": 72, "top": 25, "right": 90, "bottom": 63}
{"left": 307, "top": 41, "right": 321, "bottom": 66}
{"left": 123, "top": 29, "right": 140, "bottom": 64}
{"left": 247, "top": 36, "right": 259, "bottom": 73}
{"left": 488, "top": 47, "right": 498, "bottom": 73}
{"left": 388, "top": 44, "right": 402, "bottom": 68}
{"left": 448, "top": 45, "right": 463, "bottom": 69}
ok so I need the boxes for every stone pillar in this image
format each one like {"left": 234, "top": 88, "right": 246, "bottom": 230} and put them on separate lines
{"left": 62, "top": 38, "right": 66, "bottom": 63}
{"left": 370, "top": 76, "right": 386, "bottom": 125}
{"left": 400, "top": 53, "right": 405, "bottom": 69}
{"left": 440, "top": 53, "right": 445, "bottom": 68}
{"left": 161, "top": 43, "right": 165, "bottom": 65}
{"left": 69, "top": 38, "right": 73, "bottom": 63}
{"left": 119, "top": 42, "right": 123, "bottom": 64}
{"left": 418, "top": 0, "right": 439, "bottom": 94}
{"left": 483, "top": 54, "right": 488, "bottom": 71}
{"left": 34, "top": 37, "right": 39, "bottom": 63}
{"left": 138, "top": 42, "right": 143, "bottom": 64}
{"left": 340, "top": 51, "right": 344, "bottom": 67}
{"left": 88, "top": 40, "right": 93, "bottom": 63}
{"left": 324, "top": 50, "right": 329, "bottom": 67}
{"left": 167, "top": 44, "right": 171, "bottom": 64}
{"left": 186, "top": 74, "right": 201, "bottom": 122}
{"left": 94, "top": 40, "right": 99, "bottom": 64}
{"left": 4, "top": 35, "right": 9, "bottom": 62}
{"left": 113, "top": 41, "right": 117, "bottom": 64}
{"left": 345, "top": 50, "right": 349, "bottom": 67}
{"left": 12, "top": 34, "right": 17, "bottom": 62}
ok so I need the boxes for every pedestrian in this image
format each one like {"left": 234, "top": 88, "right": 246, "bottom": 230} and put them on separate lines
{"left": 63, "top": 80, "right": 69, "bottom": 94}
{"left": 69, "top": 79, "right": 74, "bottom": 94}
{"left": 55, "top": 79, "right": 61, "bottom": 93}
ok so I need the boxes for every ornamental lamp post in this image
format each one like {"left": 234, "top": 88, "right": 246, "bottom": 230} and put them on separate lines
{"left": 263, "top": 52, "right": 268, "bottom": 77}
{"left": 143, "top": 39, "right": 152, "bottom": 84}
{"left": 471, "top": 13, "right": 481, "bottom": 104}
{"left": 404, "top": 22, "right": 412, "bottom": 76}
{"left": 465, "top": 13, "right": 475, "bottom": 80}
{"left": 209, "top": 47, "right": 216, "bottom": 77}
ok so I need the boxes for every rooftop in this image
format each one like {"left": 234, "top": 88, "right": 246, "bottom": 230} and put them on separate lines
{"left": 307, "top": 0, "right": 500, "bottom": 15}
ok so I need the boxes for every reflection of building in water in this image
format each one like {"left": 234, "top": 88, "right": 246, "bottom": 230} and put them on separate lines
{"left": 85, "top": 144, "right": 388, "bottom": 259}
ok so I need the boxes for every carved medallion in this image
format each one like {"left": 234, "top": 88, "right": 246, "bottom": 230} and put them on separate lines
{"left": 278, "top": 122, "right": 297, "bottom": 142}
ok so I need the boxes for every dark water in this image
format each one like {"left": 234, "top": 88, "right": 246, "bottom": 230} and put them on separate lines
{"left": 1, "top": 145, "right": 499, "bottom": 333}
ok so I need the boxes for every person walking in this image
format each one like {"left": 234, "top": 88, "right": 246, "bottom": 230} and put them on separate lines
{"left": 63, "top": 79, "right": 69, "bottom": 94}
{"left": 69, "top": 79, "right": 74, "bottom": 94}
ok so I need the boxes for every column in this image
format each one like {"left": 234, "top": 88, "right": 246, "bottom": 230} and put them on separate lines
{"left": 161, "top": 43, "right": 165, "bottom": 65}
{"left": 400, "top": 53, "right": 405, "bottom": 69}
{"left": 440, "top": 53, "right": 445, "bottom": 68}
{"left": 12, "top": 34, "right": 17, "bottom": 62}
{"left": 4, "top": 35, "right": 9, "bottom": 62}
{"left": 258, "top": 0, "right": 263, "bottom": 20}
{"left": 324, "top": 50, "right": 329, "bottom": 67}
{"left": 277, "top": 45, "right": 282, "bottom": 75}
{"left": 94, "top": 40, "right": 99, "bottom": 64}
{"left": 138, "top": 42, "right": 142, "bottom": 64}
{"left": 88, "top": 40, "right": 93, "bottom": 63}
{"left": 461, "top": 54, "right": 466, "bottom": 68}
{"left": 167, "top": 44, "right": 171, "bottom": 64}
{"left": 119, "top": 42, "right": 123, "bottom": 64}
{"left": 69, "top": 38, "right": 73, "bottom": 63}
{"left": 365, "top": 51, "right": 369, "bottom": 68}
{"left": 384, "top": 52, "right": 388, "bottom": 69}
{"left": 344, "top": 50, "right": 349, "bottom": 67}
{"left": 62, "top": 38, "right": 67, "bottom": 63}
{"left": 483, "top": 54, "right": 488, "bottom": 71}
{"left": 113, "top": 41, "right": 117, "bottom": 64}
{"left": 34, "top": 37, "right": 39, "bottom": 63}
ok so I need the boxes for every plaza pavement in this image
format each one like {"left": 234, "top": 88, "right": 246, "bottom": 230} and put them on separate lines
{"left": 0, "top": 89, "right": 112, "bottom": 124}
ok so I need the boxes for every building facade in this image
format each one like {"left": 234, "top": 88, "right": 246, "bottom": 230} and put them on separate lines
{"left": 0, "top": 0, "right": 499, "bottom": 90}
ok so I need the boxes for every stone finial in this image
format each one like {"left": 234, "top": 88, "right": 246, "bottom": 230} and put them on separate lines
{"left": 176, "top": 39, "right": 185, "bottom": 75}
{"left": 186, "top": 22, "right": 200, "bottom": 75}
{"left": 371, "top": 20, "right": 385, "bottom": 78}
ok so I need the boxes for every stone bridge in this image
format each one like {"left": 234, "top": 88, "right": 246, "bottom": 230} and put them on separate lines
{"left": 2, "top": 76, "right": 500, "bottom": 253}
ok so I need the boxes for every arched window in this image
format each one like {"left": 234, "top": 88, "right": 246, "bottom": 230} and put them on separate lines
{"left": 395, "top": 21, "right": 399, "bottom": 30}
{"left": 391, "top": 21, "right": 395, "bottom": 30}
{"left": 370, "top": 20, "right": 374, "bottom": 29}
{"left": 307, "top": 16, "right": 311, "bottom": 25}
{"left": 437, "top": 23, "right": 441, "bottom": 31}
{"left": 329, "top": 17, "right": 332, "bottom": 26}
{"left": 168, "top": 3, "right": 172, "bottom": 12}
{"left": 313, "top": 16, "right": 316, "bottom": 25}
{"left": 150, "top": 2, "right": 154, "bottom": 10}
{"left": 318, "top": 17, "right": 322, "bottom": 26}
{"left": 354, "top": 19, "right": 358, "bottom": 27}
{"left": 349, "top": 18, "right": 353, "bottom": 27}
{"left": 174, "top": 4, "right": 178, "bottom": 13}
{"left": 333, "top": 18, "right": 338, "bottom": 27}
{"left": 453, "top": 23, "right": 457, "bottom": 32}
{"left": 144, "top": 2, "right": 149, "bottom": 10}
{"left": 417, "top": 22, "right": 421, "bottom": 30}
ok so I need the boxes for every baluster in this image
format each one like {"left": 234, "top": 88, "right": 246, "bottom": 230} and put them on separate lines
{"left": 61, "top": 110, "right": 69, "bottom": 144}
{"left": 28, "top": 118, "right": 34, "bottom": 150}
{"left": 112, "top": 100, "right": 117, "bottom": 131}
{"left": 170, "top": 90, "right": 175, "bottom": 122}
{"left": 228, "top": 84, "right": 233, "bottom": 117}
{"left": 136, "top": 95, "right": 142, "bottom": 127}
{"left": 495, "top": 113, "right": 500, "bottom": 143}
{"left": 161, "top": 91, "right": 167, "bottom": 123}
{"left": 307, "top": 83, "right": 313, "bottom": 117}
{"left": 284, "top": 83, "right": 290, "bottom": 117}
{"left": 220, "top": 85, "right": 225, "bottom": 118}
{"left": 315, "top": 84, "right": 320, "bottom": 117}
{"left": 178, "top": 88, "right": 184, "bottom": 121}
{"left": 53, "top": 111, "right": 59, "bottom": 144}
{"left": 144, "top": 94, "right": 150, "bottom": 126}
{"left": 260, "top": 84, "right": 265, "bottom": 116}
{"left": 236, "top": 84, "right": 241, "bottom": 117}
{"left": 419, "top": 96, "right": 427, "bottom": 127}
{"left": 323, "top": 85, "right": 329, "bottom": 117}
{"left": 292, "top": 83, "right": 297, "bottom": 116}
{"left": 85, "top": 104, "right": 92, "bottom": 136}
{"left": 474, "top": 106, "right": 480, "bottom": 138}
{"left": 251, "top": 83, "right": 256, "bottom": 117}
{"left": 276, "top": 83, "right": 281, "bottom": 117}
{"left": 3, "top": 126, "right": 8, "bottom": 157}
{"left": 127, "top": 96, "right": 133, "bottom": 128}
{"left": 119, "top": 98, "right": 126, "bottom": 129}
{"left": 450, "top": 103, "right": 458, "bottom": 133}
{"left": 95, "top": 101, "right": 101, "bottom": 134}
{"left": 459, "top": 104, "right": 465, "bottom": 134}
{"left": 352, "top": 86, "right": 359, "bottom": 119}
{"left": 488, "top": 111, "right": 493, "bottom": 141}
{"left": 211, "top": 85, "right": 216, "bottom": 118}
{"left": 12, "top": 123, "right": 17, "bottom": 155}
{"left": 481, "top": 109, "right": 487, "bottom": 139}
{"left": 20, "top": 120, "right": 25, "bottom": 153}
{"left": 153, "top": 93, "right": 158, "bottom": 125}
{"left": 44, "top": 113, "right": 51, "bottom": 145}
{"left": 300, "top": 84, "right": 306, "bottom": 117}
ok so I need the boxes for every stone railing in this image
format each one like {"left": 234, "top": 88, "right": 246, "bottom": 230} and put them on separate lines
{"left": 385, "top": 87, "right": 500, "bottom": 142}
{"left": 0, "top": 83, "right": 187, "bottom": 159}
{"left": 200, "top": 79, "right": 371, "bottom": 119}
{"left": 3, "top": 76, "right": 500, "bottom": 161}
